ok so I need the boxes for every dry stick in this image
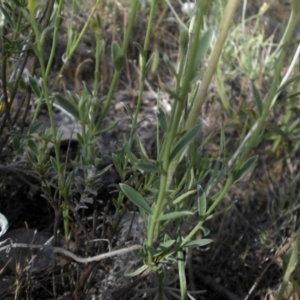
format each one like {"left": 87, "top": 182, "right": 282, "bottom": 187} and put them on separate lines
{"left": 74, "top": 58, "right": 94, "bottom": 93}
{"left": 244, "top": 229, "right": 300, "bottom": 300}
{"left": 0, "top": 242, "right": 142, "bottom": 264}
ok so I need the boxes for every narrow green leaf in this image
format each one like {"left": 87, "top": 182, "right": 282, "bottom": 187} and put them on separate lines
{"left": 121, "top": 102, "right": 133, "bottom": 119}
{"left": 233, "top": 155, "right": 258, "bottom": 183}
{"left": 96, "top": 164, "right": 113, "bottom": 177}
{"left": 98, "top": 121, "right": 119, "bottom": 133}
{"left": 28, "top": 121, "right": 44, "bottom": 135}
{"left": 120, "top": 183, "right": 152, "bottom": 215}
{"left": 183, "top": 238, "right": 213, "bottom": 248}
{"left": 82, "top": 81, "right": 93, "bottom": 96}
{"left": 153, "top": 240, "right": 176, "bottom": 257}
{"left": 276, "top": 72, "right": 300, "bottom": 94}
{"left": 134, "top": 162, "right": 161, "bottom": 173}
{"left": 97, "top": 39, "right": 106, "bottom": 56}
{"left": 111, "top": 41, "right": 125, "bottom": 70}
{"left": 27, "top": 140, "right": 38, "bottom": 155}
{"left": 78, "top": 100, "right": 89, "bottom": 124}
{"left": 146, "top": 53, "right": 154, "bottom": 72}
{"left": 65, "top": 171, "right": 74, "bottom": 187}
{"left": 150, "top": 50, "right": 159, "bottom": 73}
{"left": 133, "top": 42, "right": 144, "bottom": 57}
{"left": 27, "top": 151, "right": 37, "bottom": 164}
{"left": 158, "top": 211, "right": 193, "bottom": 221}
{"left": 199, "top": 226, "right": 210, "bottom": 237}
{"left": 55, "top": 95, "right": 80, "bottom": 119}
{"left": 112, "top": 153, "right": 122, "bottom": 175}
{"left": 172, "top": 190, "right": 196, "bottom": 205}
{"left": 76, "top": 133, "right": 84, "bottom": 146}
{"left": 136, "top": 135, "right": 149, "bottom": 160}
{"left": 121, "top": 141, "right": 130, "bottom": 158}
{"left": 125, "top": 264, "right": 148, "bottom": 277}
{"left": 127, "top": 150, "right": 139, "bottom": 166}
{"left": 40, "top": 24, "right": 55, "bottom": 45}
{"left": 197, "top": 185, "right": 206, "bottom": 217}
{"left": 179, "top": 27, "right": 189, "bottom": 51}
{"left": 94, "top": 12, "right": 102, "bottom": 28}
{"left": 28, "top": 76, "right": 41, "bottom": 98}
{"left": 56, "top": 126, "right": 64, "bottom": 143}
{"left": 157, "top": 110, "right": 168, "bottom": 132}
{"left": 191, "top": 28, "right": 213, "bottom": 78}
{"left": 9, "top": 130, "right": 23, "bottom": 138}
{"left": 251, "top": 81, "right": 263, "bottom": 116}
{"left": 169, "top": 124, "right": 201, "bottom": 162}
{"left": 163, "top": 54, "right": 177, "bottom": 77}
{"left": 216, "top": 66, "right": 232, "bottom": 115}
{"left": 50, "top": 156, "right": 59, "bottom": 172}
{"left": 289, "top": 117, "right": 300, "bottom": 132}
{"left": 66, "top": 91, "right": 80, "bottom": 106}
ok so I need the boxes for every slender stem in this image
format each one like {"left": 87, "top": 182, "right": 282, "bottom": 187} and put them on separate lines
{"left": 28, "top": 0, "right": 70, "bottom": 236}
{"left": 96, "top": 0, "right": 139, "bottom": 131}
{"left": 119, "top": 0, "right": 157, "bottom": 216}
{"left": 147, "top": 0, "right": 208, "bottom": 264}
{"left": 185, "top": 0, "right": 239, "bottom": 131}
{"left": 126, "top": 0, "right": 156, "bottom": 166}
{"left": 92, "top": 35, "right": 102, "bottom": 99}
{"left": 45, "top": 0, "right": 65, "bottom": 79}
{"left": 97, "top": 0, "right": 139, "bottom": 210}
{"left": 52, "top": 2, "right": 99, "bottom": 88}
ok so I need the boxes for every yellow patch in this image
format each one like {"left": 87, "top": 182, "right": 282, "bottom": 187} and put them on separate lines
{"left": 0, "top": 97, "right": 12, "bottom": 112}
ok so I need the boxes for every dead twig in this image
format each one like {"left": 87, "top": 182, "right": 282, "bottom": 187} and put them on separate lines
{"left": 0, "top": 242, "right": 142, "bottom": 264}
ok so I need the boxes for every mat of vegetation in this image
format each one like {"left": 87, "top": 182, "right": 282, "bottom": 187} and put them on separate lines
{"left": 0, "top": 0, "right": 300, "bottom": 299}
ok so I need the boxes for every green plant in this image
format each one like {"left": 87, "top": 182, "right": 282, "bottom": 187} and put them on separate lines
{"left": 1, "top": 0, "right": 300, "bottom": 298}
